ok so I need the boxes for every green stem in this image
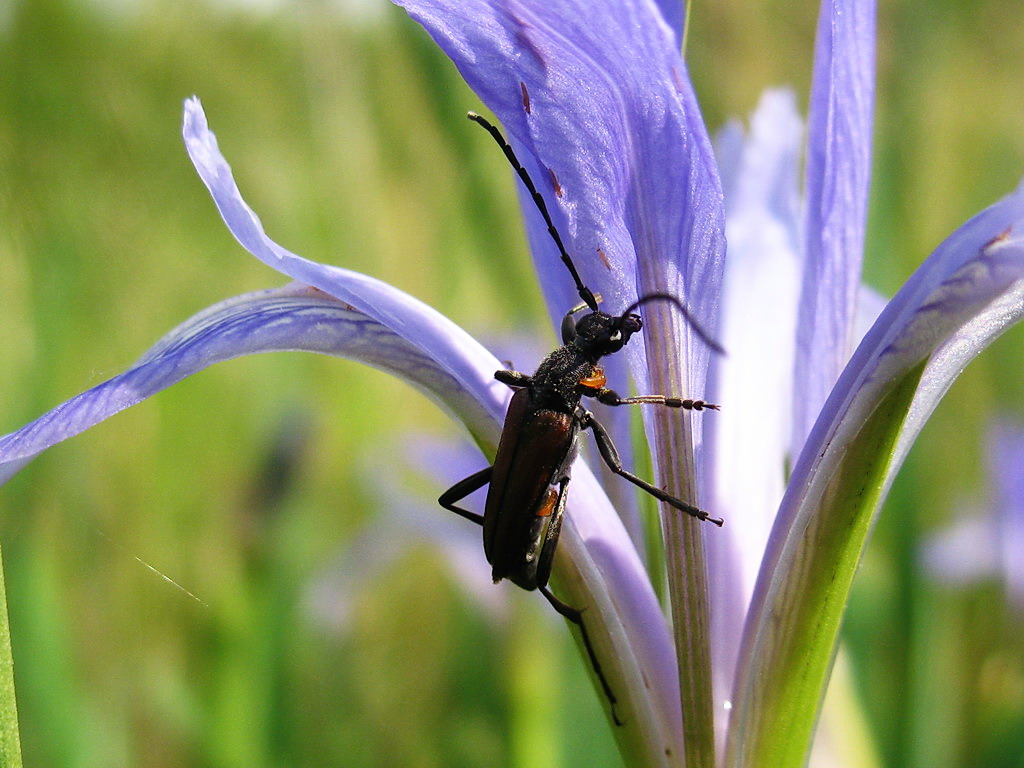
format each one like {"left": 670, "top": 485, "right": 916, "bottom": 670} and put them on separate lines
{"left": 0, "top": 544, "right": 24, "bottom": 768}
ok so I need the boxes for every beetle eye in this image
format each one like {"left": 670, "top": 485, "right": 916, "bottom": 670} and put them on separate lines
{"left": 608, "top": 330, "right": 622, "bottom": 342}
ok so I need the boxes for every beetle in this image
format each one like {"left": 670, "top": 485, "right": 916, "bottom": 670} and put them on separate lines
{"left": 440, "top": 112, "right": 723, "bottom": 718}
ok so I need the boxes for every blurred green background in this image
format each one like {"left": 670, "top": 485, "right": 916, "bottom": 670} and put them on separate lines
{"left": 1, "top": 0, "right": 1023, "bottom": 766}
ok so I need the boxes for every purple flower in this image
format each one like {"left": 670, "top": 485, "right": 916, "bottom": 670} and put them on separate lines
{"left": 2, "top": 0, "right": 1024, "bottom": 766}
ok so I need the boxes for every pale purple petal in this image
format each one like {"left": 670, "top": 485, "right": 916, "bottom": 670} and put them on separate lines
{"left": 182, "top": 97, "right": 504, "bottom": 433}
{"left": 390, "top": 8, "right": 724, "bottom": 741}
{"left": 777, "top": 181, "right": 1024, "bottom": 589}
{"left": 735, "top": 182, "right": 1024, "bottom": 755}
{"left": 183, "top": 96, "right": 682, "bottom": 749}
{"left": 792, "top": 0, "right": 877, "bottom": 453}
{"left": 0, "top": 284, "right": 485, "bottom": 482}
{"left": 705, "top": 89, "right": 804, "bottom": 720}
{"left": 551, "top": 466, "right": 685, "bottom": 760}
{"left": 394, "top": 0, "right": 725, "bottom": 399}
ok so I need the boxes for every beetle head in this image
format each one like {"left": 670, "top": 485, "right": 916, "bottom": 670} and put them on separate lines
{"left": 572, "top": 310, "right": 642, "bottom": 359}
{"left": 569, "top": 292, "right": 723, "bottom": 362}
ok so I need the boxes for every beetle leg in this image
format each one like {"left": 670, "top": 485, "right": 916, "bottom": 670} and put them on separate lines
{"left": 590, "top": 387, "right": 719, "bottom": 411}
{"left": 540, "top": 584, "right": 623, "bottom": 726}
{"left": 438, "top": 466, "right": 492, "bottom": 526}
{"left": 494, "top": 369, "right": 532, "bottom": 389}
{"left": 536, "top": 474, "right": 625, "bottom": 724}
{"left": 581, "top": 411, "right": 724, "bottom": 526}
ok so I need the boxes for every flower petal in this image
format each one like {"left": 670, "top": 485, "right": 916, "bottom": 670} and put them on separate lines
{"left": 705, "top": 88, "right": 804, "bottom": 721}
{"left": 392, "top": 5, "right": 726, "bottom": 754}
{"left": 0, "top": 277, "right": 681, "bottom": 758}
{"left": 0, "top": 284, "right": 486, "bottom": 482}
{"left": 792, "top": 0, "right": 877, "bottom": 452}
{"left": 185, "top": 94, "right": 685, "bottom": 760}
{"left": 651, "top": 0, "right": 684, "bottom": 47}
{"left": 182, "top": 97, "right": 504, "bottom": 436}
{"left": 729, "top": 181, "right": 1024, "bottom": 765}
{"left": 394, "top": 0, "right": 724, "bottom": 392}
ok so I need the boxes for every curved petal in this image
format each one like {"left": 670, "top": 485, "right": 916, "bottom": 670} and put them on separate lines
{"left": 392, "top": 5, "right": 726, "bottom": 754}
{"left": 0, "top": 284, "right": 487, "bottom": 482}
{"left": 729, "top": 182, "right": 1024, "bottom": 766}
{"left": 182, "top": 98, "right": 505, "bottom": 436}
{"left": 0, "top": 96, "right": 688, "bottom": 765}
{"left": 792, "top": 0, "right": 877, "bottom": 452}
{"left": 0, "top": 276, "right": 683, "bottom": 762}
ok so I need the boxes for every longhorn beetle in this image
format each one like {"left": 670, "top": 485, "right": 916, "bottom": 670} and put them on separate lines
{"left": 440, "top": 112, "right": 724, "bottom": 720}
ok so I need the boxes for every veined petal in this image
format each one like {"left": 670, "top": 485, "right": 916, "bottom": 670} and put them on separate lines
{"left": 182, "top": 97, "right": 504, "bottom": 433}
{"left": 793, "top": 0, "right": 877, "bottom": 452}
{"left": 0, "top": 277, "right": 682, "bottom": 762}
{"left": 394, "top": 0, "right": 724, "bottom": 395}
{"left": 0, "top": 284, "right": 487, "bottom": 482}
{"left": 729, "top": 182, "right": 1024, "bottom": 766}
{"left": 706, "top": 89, "right": 804, "bottom": 724}
{"left": 392, "top": 6, "right": 725, "bottom": 757}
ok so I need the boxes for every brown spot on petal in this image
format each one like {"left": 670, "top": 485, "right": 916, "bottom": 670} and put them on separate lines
{"left": 597, "top": 247, "right": 612, "bottom": 270}
{"left": 548, "top": 166, "right": 563, "bottom": 198}
{"left": 671, "top": 65, "right": 685, "bottom": 94}
{"left": 984, "top": 226, "right": 1013, "bottom": 251}
{"left": 520, "top": 81, "right": 531, "bottom": 114}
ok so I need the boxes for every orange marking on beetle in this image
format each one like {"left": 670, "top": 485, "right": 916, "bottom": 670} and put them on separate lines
{"left": 548, "top": 167, "right": 563, "bottom": 198}
{"left": 597, "top": 247, "right": 611, "bottom": 270}
{"left": 536, "top": 487, "right": 558, "bottom": 517}
{"left": 520, "top": 81, "right": 531, "bottom": 114}
{"left": 579, "top": 366, "right": 607, "bottom": 389}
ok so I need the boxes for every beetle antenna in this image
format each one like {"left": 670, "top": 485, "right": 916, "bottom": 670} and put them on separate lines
{"left": 467, "top": 111, "right": 598, "bottom": 312}
{"left": 620, "top": 292, "right": 725, "bottom": 354}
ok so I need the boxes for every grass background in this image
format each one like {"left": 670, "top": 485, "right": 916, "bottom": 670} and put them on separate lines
{"left": 1, "top": 0, "right": 1023, "bottom": 765}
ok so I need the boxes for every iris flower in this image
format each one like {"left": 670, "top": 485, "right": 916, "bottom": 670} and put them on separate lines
{"left": 2, "top": 0, "right": 1023, "bottom": 766}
